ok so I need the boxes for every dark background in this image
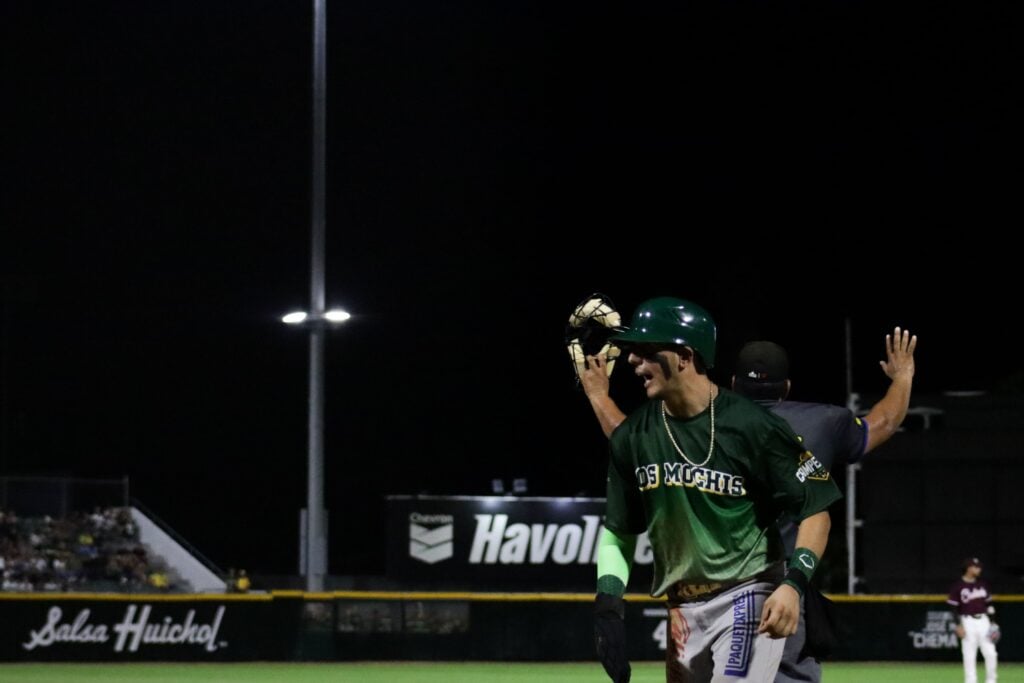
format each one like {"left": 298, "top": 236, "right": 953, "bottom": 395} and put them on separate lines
{"left": 2, "top": 1, "right": 1017, "bottom": 578}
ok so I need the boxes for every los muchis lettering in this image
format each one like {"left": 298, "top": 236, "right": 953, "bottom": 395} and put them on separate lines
{"left": 22, "top": 605, "right": 227, "bottom": 653}
{"left": 468, "top": 514, "right": 652, "bottom": 565}
{"left": 634, "top": 462, "right": 746, "bottom": 497}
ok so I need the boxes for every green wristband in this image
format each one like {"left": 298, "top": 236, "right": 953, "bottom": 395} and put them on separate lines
{"left": 783, "top": 569, "right": 808, "bottom": 596}
{"left": 782, "top": 548, "right": 819, "bottom": 596}
{"left": 788, "top": 547, "right": 820, "bottom": 582}
{"left": 597, "top": 575, "right": 626, "bottom": 598}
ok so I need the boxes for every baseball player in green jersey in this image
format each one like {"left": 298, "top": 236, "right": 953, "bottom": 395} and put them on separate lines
{"left": 592, "top": 297, "right": 841, "bottom": 683}
{"left": 571, "top": 302, "right": 917, "bottom": 683}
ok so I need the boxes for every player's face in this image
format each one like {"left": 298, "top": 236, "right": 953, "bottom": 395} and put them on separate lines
{"left": 626, "top": 345, "right": 681, "bottom": 398}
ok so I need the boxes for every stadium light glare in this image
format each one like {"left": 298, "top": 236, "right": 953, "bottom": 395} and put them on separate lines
{"left": 281, "top": 309, "right": 351, "bottom": 326}
{"left": 323, "top": 309, "right": 351, "bottom": 322}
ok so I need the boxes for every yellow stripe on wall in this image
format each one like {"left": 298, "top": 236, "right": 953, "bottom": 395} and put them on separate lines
{"left": 3, "top": 590, "right": 1022, "bottom": 603}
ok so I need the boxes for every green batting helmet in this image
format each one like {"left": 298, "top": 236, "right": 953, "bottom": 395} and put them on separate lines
{"left": 611, "top": 297, "right": 717, "bottom": 368}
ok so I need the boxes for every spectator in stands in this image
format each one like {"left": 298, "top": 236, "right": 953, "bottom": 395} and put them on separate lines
{"left": 149, "top": 570, "right": 170, "bottom": 591}
{"left": 76, "top": 531, "right": 98, "bottom": 559}
{"left": 0, "top": 510, "right": 17, "bottom": 543}
{"left": 0, "top": 506, "right": 168, "bottom": 593}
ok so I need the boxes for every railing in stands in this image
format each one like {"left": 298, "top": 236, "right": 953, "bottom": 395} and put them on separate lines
{"left": 130, "top": 496, "right": 226, "bottom": 580}
{"left": 0, "top": 475, "right": 129, "bottom": 517}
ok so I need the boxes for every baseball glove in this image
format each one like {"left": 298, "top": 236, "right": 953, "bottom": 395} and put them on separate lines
{"left": 988, "top": 622, "right": 1001, "bottom": 644}
{"left": 566, "top": 293, "right": 624, "bottom": 383}
{"left": 594, "top": 593, "right": 631, "bottom": 683}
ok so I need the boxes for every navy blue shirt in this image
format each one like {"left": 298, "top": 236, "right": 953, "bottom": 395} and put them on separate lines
{"left": 760, "top": 400, "right": 867, "bottom": 557}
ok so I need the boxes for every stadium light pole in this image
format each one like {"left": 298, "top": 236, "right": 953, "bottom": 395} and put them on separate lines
{"left": 282, "top": 307, "right": 349, "bottom": 594}
{"left": 279, "top": 0, "right": 346, "bottom": 594}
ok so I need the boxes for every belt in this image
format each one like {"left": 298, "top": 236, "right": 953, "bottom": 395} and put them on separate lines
{"left": 667, "top": 581, "right": 728, "bottom": 603}
{"left": 666, "top": 565, "right": 783, "bottom": 604}
{"left": 967, "top": 614, "right": 985, "bottom": 619}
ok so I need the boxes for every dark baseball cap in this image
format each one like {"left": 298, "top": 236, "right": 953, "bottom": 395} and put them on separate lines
{"left": 964, "top": 557, "right": 983, "bottom": 568}
{"left": 735, "top": 341, "right": 789, "bottom": 383}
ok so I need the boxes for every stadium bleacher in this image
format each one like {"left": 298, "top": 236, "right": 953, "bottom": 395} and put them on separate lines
{"left": 0, "top": 506, "right": 185, "bottom": 593}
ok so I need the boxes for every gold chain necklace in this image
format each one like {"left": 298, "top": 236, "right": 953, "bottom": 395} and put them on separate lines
{"left": 661, "top": 387, "right": 716, "bottom": 467}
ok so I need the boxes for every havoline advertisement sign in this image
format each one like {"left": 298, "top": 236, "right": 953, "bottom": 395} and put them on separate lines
{"left": 387, "top": 495, "right": 654, "bottom": 591}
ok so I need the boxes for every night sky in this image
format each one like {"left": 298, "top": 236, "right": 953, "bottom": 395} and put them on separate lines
{"left": 3, "top": 1, "right": 1017, "bottom": 577}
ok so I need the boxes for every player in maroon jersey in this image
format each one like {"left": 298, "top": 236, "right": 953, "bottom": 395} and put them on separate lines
{"left": 947, "top": 557, "right": 999, "bottom": 683}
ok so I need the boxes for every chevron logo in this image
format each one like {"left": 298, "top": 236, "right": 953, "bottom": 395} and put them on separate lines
{"left": 409, "top": 518, "right": 454, "bottom": 564}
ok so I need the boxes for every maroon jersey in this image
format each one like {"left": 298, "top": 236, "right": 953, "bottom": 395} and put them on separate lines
{"left": 947, "top": 578, "right": 993, "bottom": 616}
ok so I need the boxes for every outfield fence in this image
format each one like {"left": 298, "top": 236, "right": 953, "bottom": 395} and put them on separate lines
{"left": 1, "top": 591, "right": 1021, "bottom": 662}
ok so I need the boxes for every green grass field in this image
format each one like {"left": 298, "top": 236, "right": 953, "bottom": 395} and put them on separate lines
{"left": 0, "top": 662, "right": 1022, "bottom": 682}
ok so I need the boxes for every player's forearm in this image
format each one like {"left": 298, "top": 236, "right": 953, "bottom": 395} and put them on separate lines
{"left": 782, "top": 511, "right": 831, "bottom": 596}
{"left": 863, "top": 374, "right": 913, "bottom": 452}
{"left": 588, "top": 394, "right": 628, "bottom": 439}
{"left": 793, "top": 510, "right": 830, "bottom": 560}
{"left": 596, "top": 527, "right": 636, "bottom": 596}
{"left": 578, "top": 361, "right": 627, "bottom": 439}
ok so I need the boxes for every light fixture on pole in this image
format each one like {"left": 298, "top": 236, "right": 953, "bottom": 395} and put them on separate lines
{"left": 282, "top": 310, "right": 352, "bottom": 325}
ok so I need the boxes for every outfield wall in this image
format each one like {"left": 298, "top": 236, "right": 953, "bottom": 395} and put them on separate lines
{"left": 1, "top": 591, "right": 1021, "bottom": 662}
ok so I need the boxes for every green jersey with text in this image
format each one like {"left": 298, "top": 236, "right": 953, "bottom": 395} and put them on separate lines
{"left": 605, "top": 388, "right": 841, "bottom": 597}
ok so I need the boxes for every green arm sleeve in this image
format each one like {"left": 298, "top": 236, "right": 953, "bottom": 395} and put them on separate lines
{"left": 596, "top": 527, "right": 637, "bottom": 597}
